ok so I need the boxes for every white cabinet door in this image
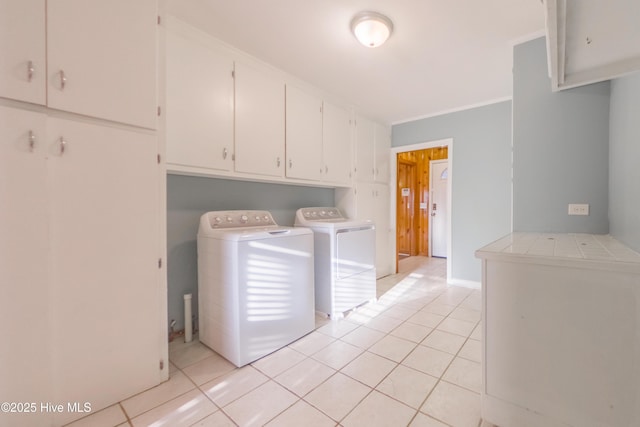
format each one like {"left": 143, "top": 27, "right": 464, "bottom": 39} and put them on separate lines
{"left": 374, "top": 123, "right": 391, "bottom": 184}
{"left": 285, "top": 85, "right": 322, "bottom": 180}
{"left": 0, "top": 106, "right": 52, "bottom": 427}
{"left": 165, "top": 27, "right": 233, "bottom": 172}
{"left": 234, "top": 61, "right": 285, "bottom": 177}
{"left": 0, "top": 0, "right": 46, "bottom": 105}
{"left": 47, "top": 0, "right": 157, "bottom": 129}
{"left": 47, "top": 118, "right": 162, "bottom": 423}
{"left": 322, "top": 102, "right": 352, "bottom": 185}
{"left": 355, "top": 115, "right": 375, "bottom": 182}
{"left": 374, "top": 184, "right": 391, "bottom": 277}
{"left": 352, "top": 182, "right": 391, "bottom": 278}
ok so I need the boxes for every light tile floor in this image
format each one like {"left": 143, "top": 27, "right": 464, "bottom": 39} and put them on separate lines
{"left": 65, "top": 257, "right": 496, "bottom": 427}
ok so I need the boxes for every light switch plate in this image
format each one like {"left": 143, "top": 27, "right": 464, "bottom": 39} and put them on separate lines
{"left": 568, "top": 203, "right": 589, "bottom": 216}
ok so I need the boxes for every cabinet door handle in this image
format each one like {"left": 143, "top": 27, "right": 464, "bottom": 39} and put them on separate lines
{"left": 222, "top": 147, "right": 228, "bottom": 160}
{"left": 59, "top": 137, "right": 66, "bottom": 155}
{"left": 289, "top": 159, "right": 292, "bottom": 169}
{"left": 325, "top": 165, "right": 328, "bottom": 174}
{"left": 27, "top": 60, "right": 34, "bottom": 82}
{"left": 28, "top": 130, "right": 35, "bottom": 152}
{"left": 60, "top": 70, "right": 67, "bottom": 90}
{"left": 276, "top": 157, "right": 281, "bottom": 167}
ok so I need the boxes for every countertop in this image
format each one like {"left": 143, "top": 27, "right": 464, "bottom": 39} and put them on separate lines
{"left": 476, "top": 232, "right": 640, "bottom": 271}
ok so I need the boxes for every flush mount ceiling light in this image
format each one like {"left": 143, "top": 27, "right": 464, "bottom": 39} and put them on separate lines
{"left": 351, "top": 11, "right": 393, "bottom": 48}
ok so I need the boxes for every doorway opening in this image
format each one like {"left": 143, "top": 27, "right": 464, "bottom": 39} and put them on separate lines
{"left": 391, "top": 139, "right": 452, "bottom": 278}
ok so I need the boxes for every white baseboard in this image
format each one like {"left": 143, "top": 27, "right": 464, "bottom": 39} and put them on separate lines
{"left": 447, "top": 278, "right": 481, "bottom": 289}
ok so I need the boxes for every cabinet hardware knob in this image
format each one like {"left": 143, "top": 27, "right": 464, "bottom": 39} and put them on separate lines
{"left": 60, "top": 70, "right": 67, "bottom": 90}
{"left": 325, "top": 165, "right": 328, "bottom": 173}
{"left": 276, "top": 157, "right": 281, "bottom": 167}
{"left": 222, "top": 147, "right": 228, "bottom": 159}
{"left": 27, "top": 61, "right": 34, "bottom": 82}
{"left": 59, "top": 137, "right": 66, "bottom": 155}
{"left": 28, "top": 130, "right": 35, "bottom": 152}
{"left": 289, "top": 159, "right": 292, "bottom": 169}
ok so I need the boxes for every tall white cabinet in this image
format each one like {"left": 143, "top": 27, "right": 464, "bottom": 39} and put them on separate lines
{"left": 47, "top": 119, "right": 162, "bottom": 418}
{"left": 0, "top": 1, "right": 165, "bottom": 426}
{"left": 337, "top": 115, "right": 392, "bottom": 278}
{"left": 0, "top": 106, "right": 51, "bottom": 427}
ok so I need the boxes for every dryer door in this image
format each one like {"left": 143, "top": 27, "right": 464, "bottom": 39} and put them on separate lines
{"left": 336, "top": 227, "right": 376, "bottom": 280}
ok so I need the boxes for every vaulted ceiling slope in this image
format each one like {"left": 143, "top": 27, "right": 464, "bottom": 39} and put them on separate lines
{"left": 167, "top": 0, "right": 545, "bottom": 125}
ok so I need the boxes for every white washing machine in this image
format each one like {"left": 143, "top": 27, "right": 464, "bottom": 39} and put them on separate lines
{"left": 197, "top": 210, "right": 315, "bottom": 367}
{"left": 295, "top": 207, "right": 376, "bottom": 318}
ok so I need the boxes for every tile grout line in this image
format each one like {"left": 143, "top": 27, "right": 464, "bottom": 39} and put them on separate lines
{"left": 409, "top": 290, "right": 481, "bottom": 426}
{"left": 158, "top": 259, "right": 475, "bottom": 427}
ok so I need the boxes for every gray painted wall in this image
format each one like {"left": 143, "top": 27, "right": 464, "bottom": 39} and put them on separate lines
{"left": 609, "top": 73, "right": 640, "bottom": 252}
{"left": 392, "top": 101, "right": 512, "bottom": 283}
{"left": 512, "top": 37, "right": 610, "bottom": 233}
{"left": 167, "top": 174, "right": 334, "bottom": 330}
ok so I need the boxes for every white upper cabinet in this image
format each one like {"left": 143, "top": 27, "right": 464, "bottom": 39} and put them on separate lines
{"left": 285, "top": 85, "right": 323, "bottom": 181}
{"left": 374, "top": 122, "right": 391, "bottom": 184}
{"left": 161, "top": 17, "right": 358, "bottom": 187}
{"left": 0, "top": 0, "right": 46, "bottom": 105}
{"left": 165, "top": 25, "right": 233, "bottom": 172}
{"left": 322, "top": 101, "right": 352, "bottom": 185}
{"left": 47, "top": 0, "right": 157, "bottom": 128}
{"left": 355, "top": 115, "right": 389, "bottom": 184}
{"left": 234, "top": 61, "right": 285, "bottom": 177}
{"left": 355, "top": 115, "right": 375, "bottom": 182}
{"left": 0, "top": 0, "right": 157, "bottom": 128}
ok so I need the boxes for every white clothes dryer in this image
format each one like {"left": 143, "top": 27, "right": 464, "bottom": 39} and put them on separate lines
{"left": 197, "top": 210, "right": 315, "bottom": 367}
{"left": 295, "top": 207, "right": 376, "bottom": 318}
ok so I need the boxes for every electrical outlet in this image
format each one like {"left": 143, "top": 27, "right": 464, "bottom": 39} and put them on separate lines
{"left": 568, "top": 203, "right": 589, "bottom": 216}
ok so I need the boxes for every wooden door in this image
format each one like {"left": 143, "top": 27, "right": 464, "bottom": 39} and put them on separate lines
{"left": 396, "top": 147, "right": 448, "bottom": 262}
{"left": 397, "top": 159, "right": 417, "bottom": 255}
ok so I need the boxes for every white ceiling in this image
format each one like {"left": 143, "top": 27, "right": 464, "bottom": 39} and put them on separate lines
{"left": 166, "top": 0, "right": 545, "bottom": 125}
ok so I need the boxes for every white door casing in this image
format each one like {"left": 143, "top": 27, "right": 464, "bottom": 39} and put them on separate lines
{"left": 390, "top": 139, "right": 452, "bottom": 279}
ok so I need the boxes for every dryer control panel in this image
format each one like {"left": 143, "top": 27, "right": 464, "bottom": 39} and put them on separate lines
{"left": 298, "top": 207, "right": 344, "bottom": 220}
{"left": 204, "top": 210, "right": 277, "bottom": 228}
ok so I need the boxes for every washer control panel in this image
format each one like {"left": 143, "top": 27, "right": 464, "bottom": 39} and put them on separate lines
{"left": 206, "top": 210, "right": 276, "bottom": 228}
{"left": 298, "top": 207, "right": 344, "bottom": 220}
